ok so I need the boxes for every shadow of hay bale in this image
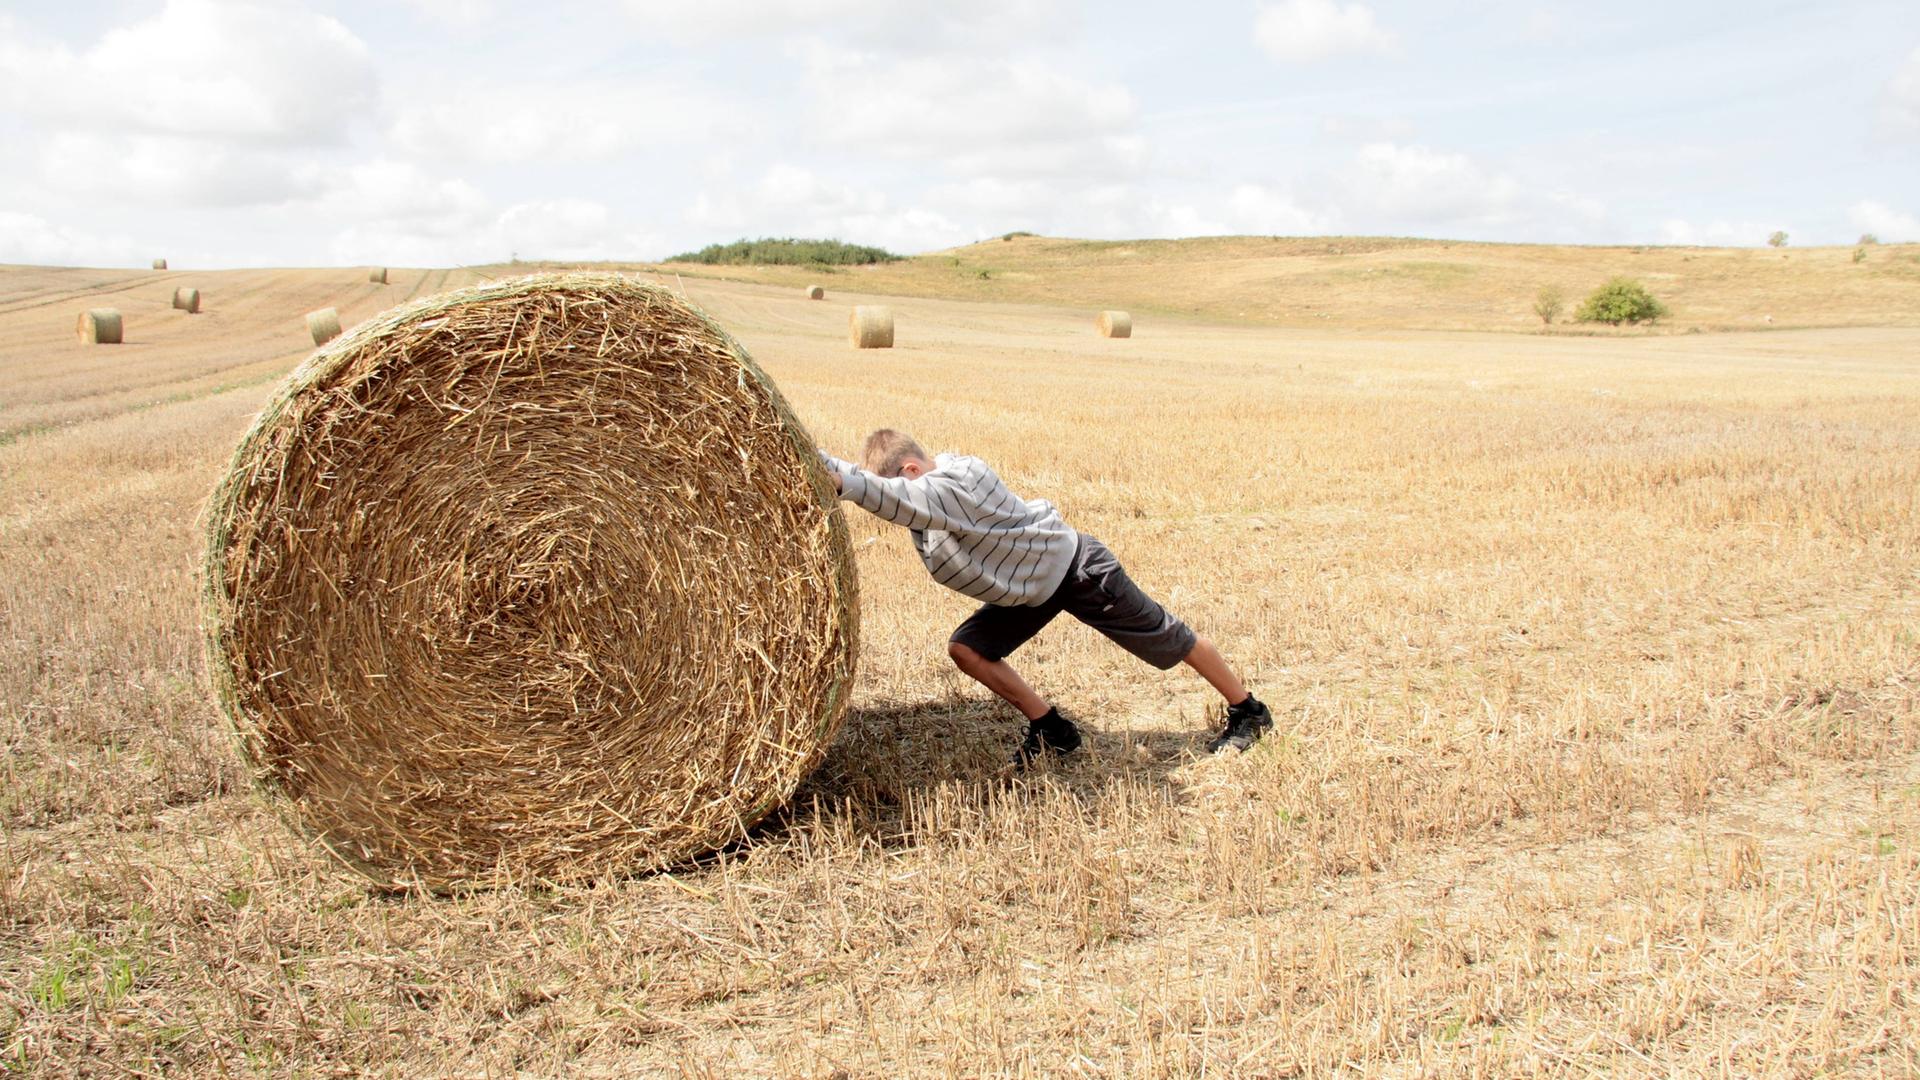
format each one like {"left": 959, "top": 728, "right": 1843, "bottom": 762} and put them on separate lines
{"left": 736, "top": 697, "right": 1202, "bottom": 854}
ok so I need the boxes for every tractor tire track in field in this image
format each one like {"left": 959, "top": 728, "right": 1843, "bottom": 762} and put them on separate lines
{"left": 0, "top": 272, "right": 178, "bottom": 317}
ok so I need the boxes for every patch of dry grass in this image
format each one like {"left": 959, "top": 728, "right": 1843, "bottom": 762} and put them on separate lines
{"left": 0, "top": 264, "right": 1916, "bottom": 1075}
{"left": 553, "top": 233, "right": 1920, "bottom": 335}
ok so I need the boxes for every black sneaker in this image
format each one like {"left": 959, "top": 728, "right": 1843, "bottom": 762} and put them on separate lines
{"left": 1207, "top": 696, "right": 1273, "bottom": 753}
{"left": 1011, "top": 708, "right": 1082, "bottom": 768}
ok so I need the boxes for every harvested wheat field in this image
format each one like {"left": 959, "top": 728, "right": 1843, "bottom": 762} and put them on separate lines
{"left": 1, "top": 244, "right": 1917, "bottom": 1076}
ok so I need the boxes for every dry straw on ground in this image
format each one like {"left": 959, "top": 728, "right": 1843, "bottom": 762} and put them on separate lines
{"left": 850, "top": 305, "right": 894, "bottom": 348}
{"left": 151, "top": 258, "right": 167, "bottom": 270}
{"left": 172, "top": 286, "right": 200, "bottom": 313}
{"left": 805, "top": 285, "right": 825, "bottom": 300}
{"left": 368, "top": 267, "right": 388, "bottom": 284}
{"left": 202, "top": 274, "right": 859, "bottom": 890}
{"left": 75, "top": 307, "right": 121, "bottom": 344}
{"left": 304, "top": 307, "right": 341, "bottom": 346}
{"left": 1097, "top": 310, "right": 1132, "bottom": 338}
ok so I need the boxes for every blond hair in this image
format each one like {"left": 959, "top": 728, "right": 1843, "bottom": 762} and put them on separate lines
{"left": 862, "top": 429, "right": 930, "bottom": 477}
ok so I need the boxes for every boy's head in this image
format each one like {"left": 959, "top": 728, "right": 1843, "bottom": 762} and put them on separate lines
{"left": 862, "top": 429, "right": 934, "bottom": 478}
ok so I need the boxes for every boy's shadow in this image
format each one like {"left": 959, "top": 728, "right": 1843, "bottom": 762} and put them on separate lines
{"left": 760, "top": 697, "right": 1204, "bottom": 848}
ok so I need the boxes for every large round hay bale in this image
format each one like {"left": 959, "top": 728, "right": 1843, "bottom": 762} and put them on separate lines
{"left": 368, "top": 267, "right": 388, "bottom": 284}
{"left": 305, "top": 308, "right": 342, "bottom": 346}
{"left": 152, "top": 258, "right": 168, "bottom": 270}
{"left": 1096, "top": 310, "right": 1132, "bottom": 339}
{"left": 804, "top": 285, "right": 825, "bottom": 300}
{"left": 202, "top": 274, "right": 859, "bottom": 890}
{"left": 173, "top": 287, "right": 201, "bottom": 314}
{"left": 850, "top": 305, "right": 893, "bottom": 349}
{"left": 76, "top": 308, "right": 122, "bottom": 344}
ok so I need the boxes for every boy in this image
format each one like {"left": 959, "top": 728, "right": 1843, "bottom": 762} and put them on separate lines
{"left": 819, "top": 429, "right": 1273, "bottom": 765}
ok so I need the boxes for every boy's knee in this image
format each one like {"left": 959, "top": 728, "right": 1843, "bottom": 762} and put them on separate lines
{"left": 948, "top": 640, "right": 983, "bottom": 668}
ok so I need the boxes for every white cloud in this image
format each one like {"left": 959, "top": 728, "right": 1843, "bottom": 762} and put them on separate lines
{"left": 1264, "top": 142, "right": 1604, "bottom": 239}
{"left": 302, "top": 159, "right": 489, "bottom": 229}
{"left": 1882, "top": 47, "right": 1920, "bottom": 134}
{"left": 1849, "top": 200, "right": 1920, "bottom": 241}
{"left": 1255, "top": 0, "right": 1397, "bottom": 64}
{"left": 0, "top": 211, "right": 137, "bottom": 267}
{"left": 329, "top": 194, "right": 657, "bottom": 266}
{"left": 1343, "top": 142, "right": 1520, "bottom": 225}
{"left": 389, "top": 83, "right": 743, "bottom": 164}
{"left": 36, "top": 133, "right": 322, "bottom": 207}
{"left": 1228, "top": 183, "right": 1335, "bottom": 234}
{"left": 804, "top": 48, "right": 1141, "bottom": 177}
{"left": 0, "top": 2, "right": 377, "bottom": 145}
{"left": 1319, "top": 113, "right": 1415, "bottom": 142}
{"left": 396, "top": 0, "right": 497, "bottom": 22}
{"left": 624, "top": 0, "right": 1072, "bottom": 48}
{"left": 1657, "top": 218, "right": 1789, "bottom": 247}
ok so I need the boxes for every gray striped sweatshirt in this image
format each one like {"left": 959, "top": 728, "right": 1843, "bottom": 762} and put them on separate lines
{"left": 820, "top": 451, "right": 1078, "bottom": 607}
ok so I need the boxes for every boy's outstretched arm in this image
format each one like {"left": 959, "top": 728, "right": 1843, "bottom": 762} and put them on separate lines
{"left": 817, "top": 450, "right": 976, "bottom": 532}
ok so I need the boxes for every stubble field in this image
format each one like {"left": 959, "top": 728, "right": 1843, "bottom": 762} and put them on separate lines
{"left": 1, "top": 251, "right": 1917, "bottom": 1076}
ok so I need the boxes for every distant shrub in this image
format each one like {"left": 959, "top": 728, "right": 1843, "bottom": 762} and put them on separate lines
{"left": 1859, "top": 233, "right": 1880, "bottom": 245}
{"left": 1575, "top": 278, "right": 1668, "bottom": 325}
{"left": 1532, "top": 284, "right": 1565, "bottom": 325}
{"left": 666, "top": 237, "right": 901, "bottom": 266}
{"left": 1854, "top": 247, "right": 1868, "bottom": 263}
{"left": 1767, "top": 230, "right": 1789, "bottom": 248}
{"left": 1001, "top": 231, "right": 1037, "bottom": 241}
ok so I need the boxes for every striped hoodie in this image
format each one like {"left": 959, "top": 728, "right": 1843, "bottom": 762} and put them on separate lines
{"left": 819, "top": 451, "right": 1078, "bottom": 607}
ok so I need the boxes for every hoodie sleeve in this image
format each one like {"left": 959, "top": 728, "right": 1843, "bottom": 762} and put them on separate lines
{"left": 821, "top": 454, "right": 983, "bottom": 533}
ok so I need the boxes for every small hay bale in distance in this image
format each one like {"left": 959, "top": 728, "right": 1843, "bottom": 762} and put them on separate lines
{"left": 850, "top": 305, "right": 893, "bottom": 349}
{"left": 368, "top": 267, "right": 388, "bottom": 284}
{"left": 152, "top": 258, "right": 168, "bottom": 270}
{"left": 172, "top": 287, "right": 201, "bottom": 313}
{"left": 1096, "top": 310, "right": 1132, "bottom": 339}
{"left": 305, "top": 307, "right": 342, "bottom": 346}
{"left": 76, "top": 308, "right": 122, "bottom": 344}
{"left": 202, "top": 273, "right": 859, "bottom": 890}
{"left": 804, "top": 285, "right": 825, "bottom": 300}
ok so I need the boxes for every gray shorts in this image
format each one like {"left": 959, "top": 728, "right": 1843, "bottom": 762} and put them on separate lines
{"left": 949, "top": 534, "right": 1197, "bottom": 670}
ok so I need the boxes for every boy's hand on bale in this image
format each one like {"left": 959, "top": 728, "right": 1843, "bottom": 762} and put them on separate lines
{"left": 816, "top": 448, "right": 845, "bottom": 492}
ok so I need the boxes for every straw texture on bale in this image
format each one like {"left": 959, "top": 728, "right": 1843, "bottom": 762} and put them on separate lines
{"left": 850, "top": 305, "right": 894, "bottom": 349}
{"left": 804, "top": 285, "right": 824, "bottom": 300}
{"left": 152, "top": 258, "right": 168, "bottom": 270}
{"left": 76, "top": 308, "right": 122, "bottom": 344}
{"left": 306, "top": 307, "right": 342, "bottom": 346}
{"left": 202, "top": 274, "right": 859, "bottom": 890}
{"left": 369, "top": 267, "right": 388, "bottom": 284}
{"left": 173, "top": 287, "right": 201, "bottom": 313}
{"left": 1097, "top": 310, "right": 1132, "bottom": 339}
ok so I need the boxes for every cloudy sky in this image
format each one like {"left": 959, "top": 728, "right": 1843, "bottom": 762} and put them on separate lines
{"left": 1, "top": 0, "right": 1916, "bottom": 268}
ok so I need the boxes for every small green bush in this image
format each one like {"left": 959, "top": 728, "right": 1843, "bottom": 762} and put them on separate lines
{"left": 1532, "top": 284, "right": 1564, "bottom": 325}
{"left": 1767, "top": 230, "right": 1789, "bottom": 248}
{"left": 1001, "top": 231, "right": 1037, "bottom": 241}
{"left": 1859, "top": 233, "right": 1880, "bottom": 245}
{"left": 665, "top": 237, "right": 900, "bottom": 266}
{"left": 1575, "top": 278, "right": 1668, "bottom": 325}
{"left": 1854, "top": 247, "right": 1868, "bottom": 263}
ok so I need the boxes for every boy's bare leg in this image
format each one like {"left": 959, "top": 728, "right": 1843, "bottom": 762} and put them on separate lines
{"left": 948, "top": 642, "right": 1051, "bottom": 720}
{"left": 1181, "top": 636, "right": 1250, "bottom": 705}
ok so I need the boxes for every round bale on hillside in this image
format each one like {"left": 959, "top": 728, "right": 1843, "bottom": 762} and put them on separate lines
{"left": 804, "top": 285, "right": 825, "bottom": 300}
{"left": 202, "top": 274, "right": 859, "bottom": 890}
{"left": 305, "top": 308, "right": 342, "bottom": 346}
{"left": 1097, "top": 310, "right": 1132, "bottom": 339}
{"left": 369, "top": 267, "right": 388, "bottom": 284}
{"left": 173, "top": 287, "right": 201, "bottom": 314}
{"left": 76, "top": 308, "right": 122, "bottom": 344}
{"left": 850, "top": 305, "right": 894, "bottom": 349}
